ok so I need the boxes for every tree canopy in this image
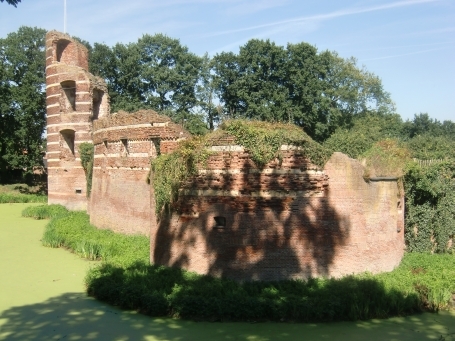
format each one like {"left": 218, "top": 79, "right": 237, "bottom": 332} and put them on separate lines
{"left": 211, "top": 40, "right": 394, "bottom": 141}
{"left": 1, "top": 26, "right": 453, "bottom": 183}
{"left": 1, "top": 0, "right": 21, "bottom": 6}
{"left": 0, "top": 26, "right": 46, "bottom": 182}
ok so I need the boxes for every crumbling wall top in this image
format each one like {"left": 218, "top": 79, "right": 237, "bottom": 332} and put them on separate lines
{"left": 92, "top": 110, "right": 191, "bottom": 143}
{"left": 46, "top": 30, "right": 89, "bottom": 70}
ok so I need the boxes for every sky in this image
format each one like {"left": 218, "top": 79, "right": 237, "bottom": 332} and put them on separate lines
{"left": 1, "top": 0, "right": 454, "bottom": 122}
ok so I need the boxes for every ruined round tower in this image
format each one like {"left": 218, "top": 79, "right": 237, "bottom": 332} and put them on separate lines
{"left": 45, "top": 31, "right": 109, "bottom": 210}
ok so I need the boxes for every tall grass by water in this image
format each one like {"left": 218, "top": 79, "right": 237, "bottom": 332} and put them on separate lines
{"left": 22, "top": 204, "right": 68, "bottom": 220}
{"left": 22, "top": 204, "right": 455, "bottom": 322}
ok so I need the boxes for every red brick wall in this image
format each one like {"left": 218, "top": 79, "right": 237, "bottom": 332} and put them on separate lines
{"left": 89, "top": 111, "right": 189, "bottom": 235}
{"left": 151, "top": 150, "right": 404, "bottom": 281}
{"left": 89, "top": 139, "right": 154, "bottom": 235}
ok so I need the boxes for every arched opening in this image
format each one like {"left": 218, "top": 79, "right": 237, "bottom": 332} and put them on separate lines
{"left": 61, "top": 80, "right": 76, "bottom": 112}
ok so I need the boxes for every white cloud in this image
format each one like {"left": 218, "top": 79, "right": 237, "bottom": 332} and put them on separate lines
{"left": 360, "top": 46, "right": 449, "bottom": 61}
{"left": 206, "top": 0, "right": 441, "bottom": 37}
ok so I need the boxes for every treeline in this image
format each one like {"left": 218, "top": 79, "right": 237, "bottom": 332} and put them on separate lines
{"left": 323, "top": 112, "right": 455, "bottom": 160}
{"left": 88, "top": 35, "right": 394, "bottom": 142}
{"left": 1, "top": 27, "right": 454, "bottom": 174}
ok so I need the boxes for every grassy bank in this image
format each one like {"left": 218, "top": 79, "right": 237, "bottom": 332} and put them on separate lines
{"left": 24, "top": 205, "right": 455, "bottom": 323}
{"left": 0, "top": 184, "right": 47, "bottom": 203}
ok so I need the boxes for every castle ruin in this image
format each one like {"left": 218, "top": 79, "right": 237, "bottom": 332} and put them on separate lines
{"left": 46, "top": 31, "right": 405, "bottom": 281}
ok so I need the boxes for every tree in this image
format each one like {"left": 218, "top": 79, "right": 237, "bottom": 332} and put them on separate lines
{"left": 1, "top": 0, "right": 21, "bottom": 7}
{"left": 91, "top": 34, "right": 203, "bottom": 119}
{"left": 236, "top": 39, "right": 290, "bottom": 122}
{"left": 91, "top": 41, "right": 147, "bottom": 112}
{"left": 196, "top": 53, "right": 218, "bottom": 130}
{"left": 0, "top": 26, "right": 46, "bottom": 182}
{"left": 137, "top": 34, "right": 202, "bottom": 114}
{"left": 286, "top": 42, "right": 324, "bottom": 137}
{"left": 316, "top": 51, "right": 395, "bottom": 141}
{"left": 401, "top": 113, "right": 455, "bottom": 140}
{"left": 212, "top": 40, "right": 394, "bottom": 142}
{"left": 212, "top": 51, "right": 242, "bottom": 119}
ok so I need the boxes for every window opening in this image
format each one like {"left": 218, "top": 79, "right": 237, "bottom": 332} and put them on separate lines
{"left": 60, "top": 129, "right": 75, "bottom": 155}
{"left": 150, "top": 136, "right": 161, "bottom": 156}
{"left": 214, "top": 216, "right": 226, "bottom": 228}
{"left": 92, "top": 89, "right": 104, "bottom": 119}
{"left": 61, "top": 81, "right": 76, "bottom": 112}
{"left": 121, "top": 138, "right": 128, "bottom": 157}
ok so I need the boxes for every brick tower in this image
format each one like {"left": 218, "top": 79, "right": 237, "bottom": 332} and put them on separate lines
{"left": 45, "top": 31, "right": 109, "bottom": 210}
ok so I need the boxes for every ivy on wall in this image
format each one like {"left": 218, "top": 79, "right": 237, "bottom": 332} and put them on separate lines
{"left": 404, "top": 160, "right": 455, "bottom": 253}
{"left": 79, "top": 142, "right": 94, "bottom": 197}
{"left": 150, "top": 137, "right": 211, "bottom": 215}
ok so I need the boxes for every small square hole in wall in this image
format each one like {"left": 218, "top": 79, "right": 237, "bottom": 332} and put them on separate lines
{"left": 214, "top": 216, "right": 226, "bottom": 228}
{"left": 75, "top": 189, "right": 82, "bottom": 194}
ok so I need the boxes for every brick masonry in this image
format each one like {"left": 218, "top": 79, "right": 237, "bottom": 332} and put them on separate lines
{"left": 46, "top": 31, "right": 404, "bottom": 281}
{"left": 45, "top": 31, "right": 101, "bottom": 210}
{"left": 90, "top": 111, "right": 188, "bottom": 235}
{"left": 152, "top": 151, "right": 404, "bottom": 281}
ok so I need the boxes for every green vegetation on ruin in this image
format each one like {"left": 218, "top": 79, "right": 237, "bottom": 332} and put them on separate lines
{"left": 79, "top": 142, "right": 94, "bottom": 197}
{"left": 23, "top": 204, "right": 455, "bottom": 323}
{"left": 151, "top": 119, "right": 331, "bottom": 215}
{"left": 219, "top": 120, "right": 331, "bottom": 168}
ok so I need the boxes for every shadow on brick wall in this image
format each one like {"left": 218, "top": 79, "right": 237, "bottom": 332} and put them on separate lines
{"left": 153, "top": 155, "right": 350, "bottom": 281}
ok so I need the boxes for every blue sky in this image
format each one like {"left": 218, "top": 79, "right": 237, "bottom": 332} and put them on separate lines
{"left": 1, "top": 0, "right": 454, "bottom": 122}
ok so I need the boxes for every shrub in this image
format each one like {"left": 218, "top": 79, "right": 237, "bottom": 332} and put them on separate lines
{"left": 323, "top": 113, "right": 404, "bottom": 158}
{"left": 405, "top": 134, "right": 455, "bottom": 160}
{"left": 39, "top": 209, "right": 149, "bottom": 263}
{"left": 0, "top": 192, "right": 47, "bottom": 203}
{"left": 404, "top": 160, "right": 455, "bottom": 253}
{"left": 85, "top": 252, "right": 455, "bottom": 322}
{"left": 360, "top": 139, "right": 410, "bottom": 179}
{"left": 220, "top": 120, "right": 331, "bottom": 168}
{"left": 0, "top": 184, "right": 47, "bottom": 203}
{"left": 150, "top": 136, "right": 212, "bottom": 214}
